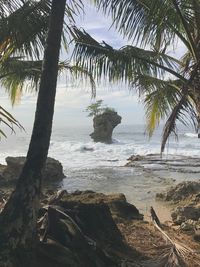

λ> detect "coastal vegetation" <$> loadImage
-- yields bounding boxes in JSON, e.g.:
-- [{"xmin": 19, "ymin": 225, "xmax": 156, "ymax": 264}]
[{"xmin": 85, "ymin": 99, "xmax": 115, "ymax": 117}]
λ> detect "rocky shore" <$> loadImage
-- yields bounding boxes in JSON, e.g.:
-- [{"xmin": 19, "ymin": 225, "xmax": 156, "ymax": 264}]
[
  {"xmin": 156, "ymin": 181, "xmax": 200, "ymax": 239},
  {"xmin": 1, "ymin": 187, "xmax": 200, "ymax": 266},
  {"xmin": 1, "ymin": 154, "xmax": 200, "ymax": 266}
]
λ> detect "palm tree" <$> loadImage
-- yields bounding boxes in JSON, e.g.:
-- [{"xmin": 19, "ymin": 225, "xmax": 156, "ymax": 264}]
[
  {"xmin": 0, "ymin": 1, "xmax": 92, "ymax": 266},
  {"xmin": 0, "ymin": 0, "xmax": 51, "ymax": 137},
  {"xmin": 72, "ymin": 0, "xmax": 200, "ymax": 152},
  {"xmin": 0, "ymin": 0, "xmax": 95, "ymax": 138}
]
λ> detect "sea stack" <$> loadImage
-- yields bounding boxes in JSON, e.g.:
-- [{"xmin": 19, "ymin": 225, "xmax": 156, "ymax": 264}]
[{"xmin": 90, "ymin": 110, "xmax": 121, "ymax": 143}]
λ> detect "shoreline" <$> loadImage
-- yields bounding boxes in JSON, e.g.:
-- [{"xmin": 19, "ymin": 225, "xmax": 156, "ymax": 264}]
[
  {"xmin": 1, "ymin": 164, "xmax": 200, "ymax": 266},
  {"xmin": 2, "ymin": 153, "xmax": 200, "ymax": 224}
]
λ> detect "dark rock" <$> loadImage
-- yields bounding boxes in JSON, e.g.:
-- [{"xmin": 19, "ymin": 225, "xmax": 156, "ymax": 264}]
[
  {"xmin": 37, "ymin": 240, "xmax": 81, "ymax": 267},
  {"xmin": 90, "ymin": 111, "xmax": 121, "ymax": 143},
  {"xmin": 36, "ymin": 194, "xmax": 130, "ymax": 267},
  {"xmin": 171, "ymin": 205, "xmax": 200, "ymax": 224},
  {"xmin": 180, "ymin": 219, "xmax": 196, "ymax": 231},
  {"xmin": 0, "ymin": 156, "xmax": 65, "ymax": 186},
  {"xmin": 108, "ymin": 200, "xmax": 143, "ymax": 221},
  {"xmin": 127, "ymin": 155, "xmax": 144, "ymax": 162},
  {"xmin": 156, "ymin": 181, "xmax": 200, "ymax": 202},
  {"xmin": 60, "ymin": 202, "xmax": 124, "ymax": 249},
  {"xmin": 82, "ymin": 146, "xmax": 94, "ymax": 152},
  {"xmin": 54, "ymin": 191, "xmax": 143, "ymax": 222}
]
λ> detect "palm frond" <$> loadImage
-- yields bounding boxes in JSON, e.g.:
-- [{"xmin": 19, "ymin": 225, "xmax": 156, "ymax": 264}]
[
  {"xmin": 0, "ymin": 58, "xmax": 95, "ymax": 104},
  {"xmin": 71, "ymin": 27, "xmax": 185, "ymax": 83},
  {"xmin": 0, "ymin": 0, "xmax": 24, "ymax": 15},
  {"xmin": 93, "ymin": 0, "xmax": 199, "ymax": 55},
  {"xmin": 161, "ymin": 94, "xmax": 197, "ymax": 153},
  {"xmin": 171, "ymin": 0, "xmax": 198, "ymax": 61},
  {"xmin": 59, "ymin": 61, "xmax": 96, "ymax": 98},
  {"xmin": 0, "ymin": 57, "xmax": 42, "ymax": 104},
  {"xmin": 132, "ymin": 75, "xmax": 183, "ymax": 137},
  {"xmin": 0, "ymin": 0, "xmax": 84, "ymax": 60},
  {"xmin": 0, "ymin": 0, "xmax": 51, "ymax": 60},
  {"xmin": 142, "ymin": 207, "xmax": 200, "ymax": 267},
  {"xmin": 0, "ymin": 105, "xmax": 23, "ymax": 138}
]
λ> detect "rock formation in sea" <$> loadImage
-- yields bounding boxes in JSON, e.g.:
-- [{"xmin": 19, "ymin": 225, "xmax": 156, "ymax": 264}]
[
  {"xmin": 0, "ymin": 156, "xmax": 65, "ymax": 186},
  {"xmin": 90, "ymin": 110, "xmax": 121, "ymax": 143}
]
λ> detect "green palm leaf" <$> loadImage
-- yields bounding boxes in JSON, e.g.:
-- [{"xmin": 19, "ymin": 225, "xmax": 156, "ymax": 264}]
[
  {"xmin": 0, "ymin": 1, "xmax": 51, "ymax": 60},
  {"xmin": 93, "ymin": 0, "xmax": 199, "ymax": 55},
  {"xmin": 161, "ymin": 95, "xmax": 197, "ymax": 153},
  {"xmin": 72, "ymin": 27, "xmax": 185, "ymax": 83},
  {"xmin": 0, "ymin": 105, "xmax": 23, "ymax": 138},
  {"xmin": 132, "ymin": 75, "xmax": 184, "ymax": 136},
  {"xmin": 0, "ymin": 58, "xmax": 95, "ymax": 104}
]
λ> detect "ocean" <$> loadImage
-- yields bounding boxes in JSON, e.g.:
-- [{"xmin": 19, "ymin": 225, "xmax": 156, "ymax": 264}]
[{"xmin": 1, "ymin": 124, "xmax": 200, "ymax": 216}]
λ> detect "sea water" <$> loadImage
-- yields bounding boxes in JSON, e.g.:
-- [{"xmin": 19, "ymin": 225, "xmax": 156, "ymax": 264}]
[{"xmin": 1, "ymin": 124, "xmax": 200, "ymax": 215}]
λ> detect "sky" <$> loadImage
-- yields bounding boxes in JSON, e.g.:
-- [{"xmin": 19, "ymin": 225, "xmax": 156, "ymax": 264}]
[{"xmin": 0, "ymin": 0, "xmax": 185, "ymax": 131}]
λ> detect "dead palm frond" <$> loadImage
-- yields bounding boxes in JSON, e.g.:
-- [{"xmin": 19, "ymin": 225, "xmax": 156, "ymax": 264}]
[{"xmin": 142, "ymin": 207, "xmax": 200, "ymax": 267}]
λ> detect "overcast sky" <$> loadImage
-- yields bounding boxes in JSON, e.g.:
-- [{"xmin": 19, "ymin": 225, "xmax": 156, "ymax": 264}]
[{"xmin": 0, "ymin": 0, "xmax": 185, "ymax": 131}]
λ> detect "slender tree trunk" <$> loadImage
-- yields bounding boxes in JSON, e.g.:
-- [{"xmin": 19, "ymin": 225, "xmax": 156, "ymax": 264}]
[
  {"xmin": 195, "ymin": 97, "xmax": 200, "ymax": 138},
  {"xmin": 0, "ymin": 0, "xmax": 66, "ymax": 266}
]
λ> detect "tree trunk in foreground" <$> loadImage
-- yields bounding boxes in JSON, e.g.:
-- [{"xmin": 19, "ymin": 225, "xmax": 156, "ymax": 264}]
[{"xmin": 0, "ymin": 0, "xmax": 66, "ymax": 266}]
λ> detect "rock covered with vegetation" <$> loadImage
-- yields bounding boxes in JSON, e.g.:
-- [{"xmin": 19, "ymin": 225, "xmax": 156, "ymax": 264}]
[
  {"xmin": 0, "ymin": 156, "xmax": 65, "ymax": 186},
  {"xmin": 86, "ymin": 100, "xmax": 122, "ymax": 143},
  {"xmin": 91, "ymin": 110, "xmax": 121, "ymax": 143}
]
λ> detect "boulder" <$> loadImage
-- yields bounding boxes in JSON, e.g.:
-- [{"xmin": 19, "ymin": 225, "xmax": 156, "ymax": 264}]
[
  {"xmin": 171, "ymin": 205, "xmax": 200, "ymax": 225},
  {"xmin": 0, "ymin": 156, "xmax": 65, "ymax": 186},
  {"xmin": 54, "ymin": 190, "xmax": 143, "ymax": 222},
  {"xmin": 37, "ymin": 206, "xmax": 118, "ymax": 267},
  {"xmin": 125, "ymin": 155, "xmax": 145, "ymax": 167},
  {"xmin": 180, "ymin": 219, "xmax": 196, "ymax": 231},
  {"xmin": 90, "ymin": 111, "xmax": 121, "ymax": 143},
  {"xmin": 156, "ymin": 181, "xmax": 200, "ymax": 202},
  {"xmin": 36, "ymin": 190, "xmax": 142, "ymax": 267}
]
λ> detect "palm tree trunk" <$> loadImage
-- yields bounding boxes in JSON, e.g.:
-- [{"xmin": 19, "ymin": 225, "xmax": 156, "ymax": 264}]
[
  {"xmin": 0, "ymin": 0, "xmax": 66, "ymax": 266},
  {"xmin": 195, "ymin": 97, "xmax": 200, "ymax": 138}
]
